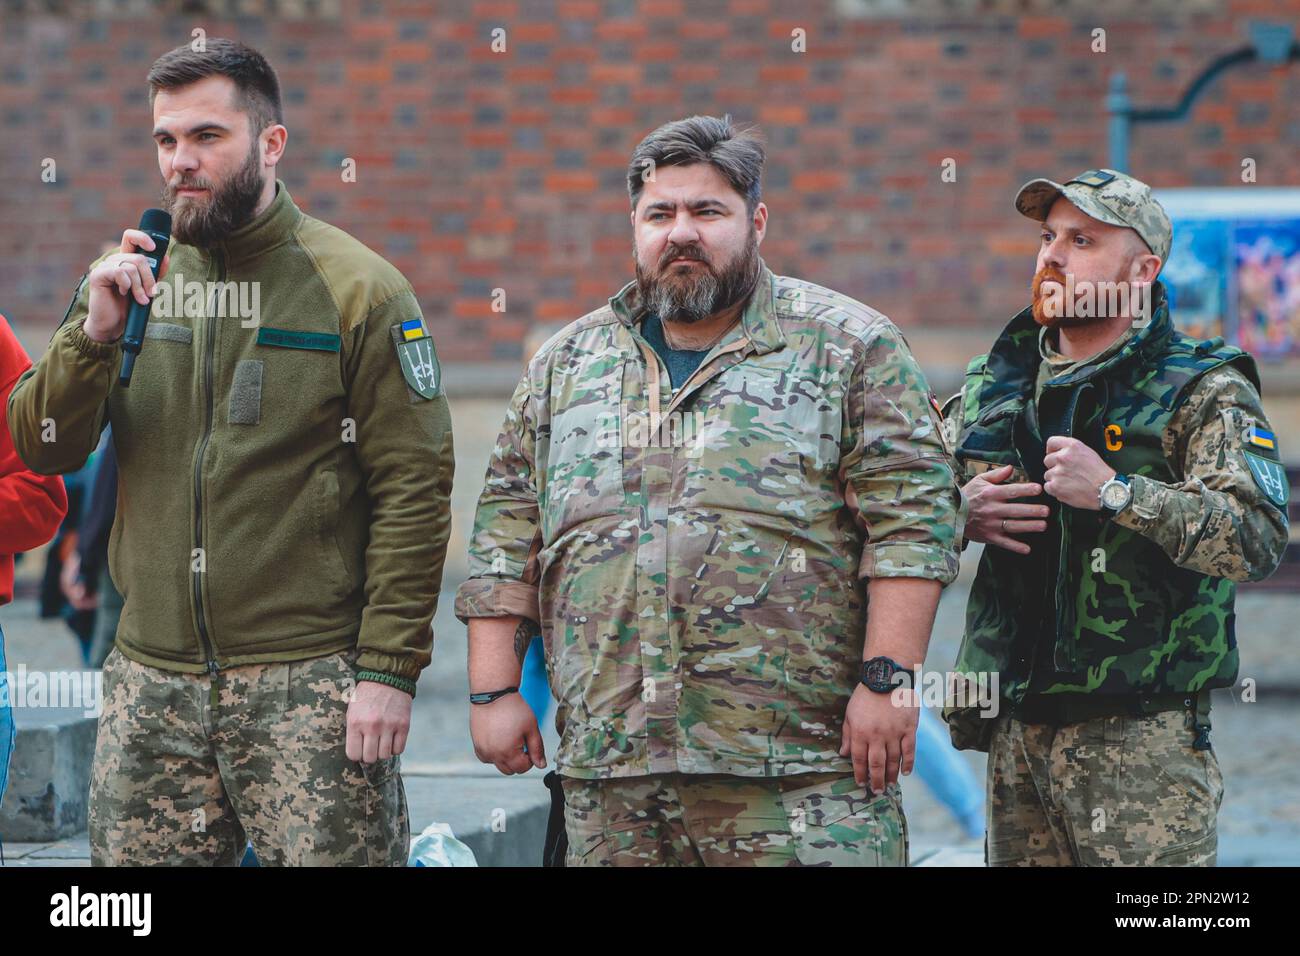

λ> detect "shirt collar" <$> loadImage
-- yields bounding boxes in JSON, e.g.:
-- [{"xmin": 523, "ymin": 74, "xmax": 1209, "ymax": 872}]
[
  {"xmin": 207, "ymin": 178, "xmax": 303, "ymax": 266},
  {"xmin": 1038, "ymin": 322, "xmax": 1137, "ymax": 373}
]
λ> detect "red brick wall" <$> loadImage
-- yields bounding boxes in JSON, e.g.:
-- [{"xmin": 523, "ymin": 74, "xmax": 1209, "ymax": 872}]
[{"xmin": 2, "ymin": 0, "xmax": 1298, "ymax": 361}]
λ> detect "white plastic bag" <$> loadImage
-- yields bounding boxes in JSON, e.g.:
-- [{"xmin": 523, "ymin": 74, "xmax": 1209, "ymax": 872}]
[{"xmin": 408, "ymin": 821, "xmax": 478, "ymax": 867}]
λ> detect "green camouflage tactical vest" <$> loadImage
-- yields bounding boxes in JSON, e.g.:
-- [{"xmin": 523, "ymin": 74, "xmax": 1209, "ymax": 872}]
[{"xmin": 953, "ymin": 287, "xmax": 1259, "ymax": 701}]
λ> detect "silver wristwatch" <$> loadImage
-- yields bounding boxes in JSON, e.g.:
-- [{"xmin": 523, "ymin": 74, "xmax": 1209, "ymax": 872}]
[{"xmin": 1098, "ymin": 474, "xmax": 1133, "ymax": 513}]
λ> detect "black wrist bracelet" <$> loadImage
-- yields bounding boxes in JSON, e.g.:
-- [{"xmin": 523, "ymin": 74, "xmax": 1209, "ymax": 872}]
[{"xmin": 470, "ymin": 686, "xmax": 519, "ymax": 705}]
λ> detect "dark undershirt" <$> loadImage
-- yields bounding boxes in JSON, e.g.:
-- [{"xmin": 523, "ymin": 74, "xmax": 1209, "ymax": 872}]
[{"xmin": 640, "ymin": 313, "xmax": 711, "ymax": 392}]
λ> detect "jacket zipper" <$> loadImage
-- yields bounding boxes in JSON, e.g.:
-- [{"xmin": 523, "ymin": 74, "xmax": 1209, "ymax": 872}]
[
  {"xmin": 193, "ymin": 249, "xmax": 224, "ymax": 706},
  {"xmin": 628, "ymin": 328, "xmax": 751, "ymax": 426},
  {"xmin": 1053, "ymin": 381, "xmax": 1094, "ymax": 672},
  {"xmin": 664, "ymin": 337, "xmax": 750, "ymax": 419},
  {"xmin": 1006, "ymin": 426, "xmax": 1040, "ymax": 686}
]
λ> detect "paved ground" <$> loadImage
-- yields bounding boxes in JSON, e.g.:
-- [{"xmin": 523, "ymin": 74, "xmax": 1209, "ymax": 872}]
[{"xmin": 2, "ymin": 395, "xmax": 1298, "ymax": 865}]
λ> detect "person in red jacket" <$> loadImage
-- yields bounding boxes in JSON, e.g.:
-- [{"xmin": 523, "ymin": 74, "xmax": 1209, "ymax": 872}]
[
  {"xmin": 1, "ymin": 314, "xmax": 68, "ymax": 603},
  {"xmin": 1, "ymin": 313, "xmax": 69, "ymax": 805}
]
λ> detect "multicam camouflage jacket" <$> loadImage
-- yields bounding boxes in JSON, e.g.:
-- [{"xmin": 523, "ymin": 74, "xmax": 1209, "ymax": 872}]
[
  {"xmin": 942, "ymin": 285, "xmax": 1289, "ymax": 710},
  {"xmin": 455, "ymin": 262, "xmax": 963, "ymax": 779}
]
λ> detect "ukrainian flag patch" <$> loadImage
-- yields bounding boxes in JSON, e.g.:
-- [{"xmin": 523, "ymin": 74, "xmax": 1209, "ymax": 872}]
[
  {"xmin": 1248, "ymin": 424, "xmax": 1277, "ymax": 450},
  {"xmin": 390, "ymin": 320, "xmax": 441, "ymax": 400}
]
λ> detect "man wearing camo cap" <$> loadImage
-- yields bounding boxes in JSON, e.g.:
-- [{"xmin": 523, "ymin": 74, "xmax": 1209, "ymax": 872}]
[{"xmin": 940, "ymin": 168, "xmax": 1290, "ymax": 865}]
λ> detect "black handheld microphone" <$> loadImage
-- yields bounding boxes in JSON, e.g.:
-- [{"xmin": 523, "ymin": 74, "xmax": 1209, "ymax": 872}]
[{"xmin": 118, "ymin": 208, "xmax": 172, "ymax": 388}]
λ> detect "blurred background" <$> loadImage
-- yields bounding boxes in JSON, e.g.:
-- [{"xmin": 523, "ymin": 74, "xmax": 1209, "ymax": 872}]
[{"xmin": 1, "ymin": 0, "xmax": 1298, "ymax": 865}]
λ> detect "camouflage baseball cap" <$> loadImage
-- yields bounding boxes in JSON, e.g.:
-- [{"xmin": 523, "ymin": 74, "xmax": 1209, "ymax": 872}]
[{"xmin": 1014, "ymin": 168, "xmax": 1172, "ymax": 263}]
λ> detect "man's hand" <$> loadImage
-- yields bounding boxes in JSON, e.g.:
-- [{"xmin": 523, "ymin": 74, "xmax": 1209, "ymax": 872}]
[
  {"xmin": 84, "ymin": 229, "xmax": 171, "ymax": 344},
  {"xmin": 346, "ymin": 680, "xmax": 412, "ymax": 764},
  {"xmin": 471, "ymin": 692, "xmax": 546, "ymax": 775},
  {"xmin": 59, "ymin": 551, "xmax": 98, "ymax": 612},
  {"xmin": 962, "ymin": 463, "xmax": 1049, "ymax": 555},
  {"xmin": 839, "ymin": 683, "xmax": 919, "ymax": 794},
  {"xmin": 1043, "ymin": 436, "xmax": 1114, "ymax": 511}
]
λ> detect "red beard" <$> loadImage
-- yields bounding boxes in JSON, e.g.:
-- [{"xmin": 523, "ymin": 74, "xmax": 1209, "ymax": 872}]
[{"xmin": 1030, "ymin": 265, "xmax": 1086, "ymax": 329}]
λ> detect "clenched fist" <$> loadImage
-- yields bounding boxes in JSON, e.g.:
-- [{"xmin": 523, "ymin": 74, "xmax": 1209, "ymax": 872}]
[
  {"xmin": 1043, "ymin": 435, "xmax": 1115, "ymax": 510},
  {"xmin": 471, "ymin": 692, "xmax": 546, "ymax": 775}
]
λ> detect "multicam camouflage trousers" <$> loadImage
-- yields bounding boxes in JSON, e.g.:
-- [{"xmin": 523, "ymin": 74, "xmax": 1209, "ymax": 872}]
[
  {"xmin": 89, "ymin": 647, "xmax": 408, "ymax": 866},
  {"xmin": 987, "ymin": 708, "xmax": 1223, "ymax": 866},
  {"xmin": 562, "ymin": 771, "xmax": 908, "ymax": 866}
]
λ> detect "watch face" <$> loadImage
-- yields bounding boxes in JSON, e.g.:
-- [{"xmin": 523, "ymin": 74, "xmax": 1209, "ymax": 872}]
[
  {"xmin": 864, "ymin": 657, "xmax": 912, "ymax": 691},
  {"xmin": 864, "ymin": 659, "xmax": 892, "ymax": 687},
  {"xmin": 1101, "ymin": 480, "xmax": 1131, "ymax": 510}
]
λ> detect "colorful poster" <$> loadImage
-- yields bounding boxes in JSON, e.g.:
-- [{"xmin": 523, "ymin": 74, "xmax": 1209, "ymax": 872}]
[{"xmin": 1158, "ymin": 189, "xmax": 1300, "ymax": 360}]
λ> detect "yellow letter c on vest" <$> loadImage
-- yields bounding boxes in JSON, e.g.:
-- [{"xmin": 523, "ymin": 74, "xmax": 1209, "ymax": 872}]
[{"xmin": 1105, "ymin": 424, "xmax": 1123, "ymax": 451}]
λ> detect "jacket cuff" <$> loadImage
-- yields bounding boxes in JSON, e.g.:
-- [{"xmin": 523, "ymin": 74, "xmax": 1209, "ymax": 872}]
[
  {"xmin": 354, "ymin": 648, "xmax": 423, "ymax": 683},
  {"xmin": 454, "ymin": 577, "xmax": 541, "ymax": 624},
  {"xmin": 955, "ymin": 486, "xmax": 970, "ymax": 552},
  {"xmin": 1111, "ymin": 473, "xmax": 1161, "ymax": 532},
  {"xmin": 355, "ymin": 669, "xmax": 418, "ymax": 698},
  {"xmin": 66, "ymin": 321, "xmax": 121, "ymax": 362},
  {"xmin": 858, "ymin": 542, "xmax": 960, "ymax": 585}
]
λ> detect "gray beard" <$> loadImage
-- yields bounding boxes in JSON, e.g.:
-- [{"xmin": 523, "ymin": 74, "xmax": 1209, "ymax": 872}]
[
  {"xmin": 635, "ymin": 232, "xmax": 761, "ymax": 325},
  {"xmin": 645, "ymin": 267, "xmax": 720, "ymax": 325}
]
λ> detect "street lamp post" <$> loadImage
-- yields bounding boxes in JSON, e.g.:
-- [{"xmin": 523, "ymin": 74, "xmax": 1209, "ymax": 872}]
[{"xmin": 1107, "ymin": 20, "xmax": 1298, "ymax": 172}]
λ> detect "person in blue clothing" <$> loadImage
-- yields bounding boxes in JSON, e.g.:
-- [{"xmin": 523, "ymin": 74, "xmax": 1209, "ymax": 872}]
[{"xmin": 519, "ymin": 636, "xmax": 551, "ymax": 737}]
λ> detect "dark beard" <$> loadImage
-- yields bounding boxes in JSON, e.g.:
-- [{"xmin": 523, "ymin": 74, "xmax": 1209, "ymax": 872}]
[
  {"xmin": 162, "ymin": 140, "xmax": 265, "ymax": 248},
  {"xmin": 634, "ymin": 228, "xmax": 761, "ymax": 325}
]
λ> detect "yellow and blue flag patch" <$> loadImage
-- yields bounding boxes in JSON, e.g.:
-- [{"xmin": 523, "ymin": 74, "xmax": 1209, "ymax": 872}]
[
  {"xmin": 390, "ymin": 319, "xmax": 441, "ymax": 400},
  {"xmin": 1243, "ymin": 421, "xmax": 1288, "ymax": 507},
  {"xmin": 1248, "ymin": 424, "xmax": 1276, "ymax": 450}
]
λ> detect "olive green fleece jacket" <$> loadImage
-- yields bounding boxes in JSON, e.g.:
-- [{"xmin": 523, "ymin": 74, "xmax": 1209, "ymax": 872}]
[{"xmin": 6, "ymin": 180, "xmax": 454, "ymax": 687}]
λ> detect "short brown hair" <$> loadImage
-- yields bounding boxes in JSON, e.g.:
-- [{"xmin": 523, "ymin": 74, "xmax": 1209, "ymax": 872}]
[
  {"xmin": 147, "ymin": 38, "xmax": 282, "ymax": 134},
  {"xmin": 627, "ymin": 114, "xmax": 765, "ymax": 214}
]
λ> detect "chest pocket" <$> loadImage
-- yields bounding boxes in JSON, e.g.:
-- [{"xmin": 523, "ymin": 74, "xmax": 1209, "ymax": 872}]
[
  {"xmin": 114, "ymin": 322, "xmax": 197, "ymax": 446},
  {"xmin": 144, "ymin": 322, "xmax": 193, "ymax": 346},
  {"xmin": 540, "ymin": 356, "xmax": 627, "ymax": 541},
  {"xmin": 683, "ymin": 364, "xmax": 842, "ymax": 515},
  {"xmin": 244, "ymin": 327, "xmax": 345, "ymax": 432}
]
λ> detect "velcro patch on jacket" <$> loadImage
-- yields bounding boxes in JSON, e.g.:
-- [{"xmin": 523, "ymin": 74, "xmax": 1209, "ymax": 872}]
[
  {"xmin": 144, "ymin": 322, "xmax": 193, "ymax": 344},
  {"xmin": 228, "ymin": 359, "xmax": 264, "ymax": 426},
  {"xmin": 1247, "ymin": 422, "xmax": 1277, "ymax": 451},
  {"xmin": 1244, "ymin": 450, "xmax": 1290, "ymax": 507},
  {"xmin": 256, "ymin": 327, "xmax": 341, "ymax": 352},
  {"xmin": 390, "ymin": 322, "xmax": 441, "ymax": 400}
]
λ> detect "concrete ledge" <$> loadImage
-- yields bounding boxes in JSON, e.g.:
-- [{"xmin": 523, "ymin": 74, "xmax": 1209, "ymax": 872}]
[
  {"xmin": 1, "ymin": 768, "xmax": 552, "ymax": 867},
  {"xmin": 2, "ymin": 829, "xmax": 1285, "ymax": 868},
  {"xmin": 1, "ymin": 832, "xmax": 91, "ymax": 866},
  {"xmin": 912, "ymin": 845, "xmax": 983, "ymax": 866},
  {"xmin": 909, "ymin": 834, "xmax": 1292, "ymax": 867},
  {"xmin": 1216, "ymin": 834, "xmax": 1300, "ymax": 867},
  {"xmin": 0, "ymin": 708, "xmax": 98, "ymax": 843},
  {"xmin": 404, "ymin": 769, "xmax": 552, "ymax": 867}
]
